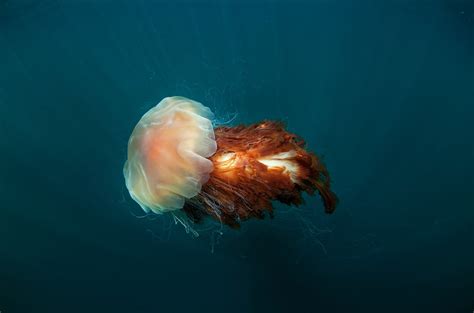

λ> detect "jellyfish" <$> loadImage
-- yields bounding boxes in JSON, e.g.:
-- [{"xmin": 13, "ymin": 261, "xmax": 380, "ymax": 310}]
[{"xmin": 124, "ymin": 96, "xmax": 337, "ymax": 231}]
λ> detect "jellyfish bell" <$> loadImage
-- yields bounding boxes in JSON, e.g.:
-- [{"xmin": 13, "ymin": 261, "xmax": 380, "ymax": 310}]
[
  {"xmin": 124, "ymin": 96, "xmax": 338, "ymax": 232},
  {"xmin": 123, "ymin": 96, "xmax": 217, "ymax": 215}
]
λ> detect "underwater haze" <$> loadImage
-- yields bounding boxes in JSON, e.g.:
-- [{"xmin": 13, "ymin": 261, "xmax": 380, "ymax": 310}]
[{"xmin": 0, "ymin": 0, "xmax": 473, "ymax": 312}]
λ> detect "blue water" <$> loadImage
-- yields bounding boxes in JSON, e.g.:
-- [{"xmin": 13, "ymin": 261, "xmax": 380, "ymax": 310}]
[{"xmin": 1, "ymin": 0, "xmax": 473, "ymax": 312}]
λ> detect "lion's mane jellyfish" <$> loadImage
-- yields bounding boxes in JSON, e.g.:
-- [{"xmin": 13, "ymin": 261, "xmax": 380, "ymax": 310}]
[{"xmin": 124, "ymin": 96, "xmax": 337, "ymax": 231}]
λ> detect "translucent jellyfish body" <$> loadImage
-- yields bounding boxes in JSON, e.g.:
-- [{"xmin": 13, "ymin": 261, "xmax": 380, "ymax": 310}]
[{"xmin": 123, "ymin": 97, "xmax": 217, "ymax": 214}]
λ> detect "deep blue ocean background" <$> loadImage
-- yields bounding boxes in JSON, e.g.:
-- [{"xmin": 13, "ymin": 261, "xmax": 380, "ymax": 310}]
[{"xmin": 1, "ymin": 0, "xmax": 473, "ymax": 312}]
